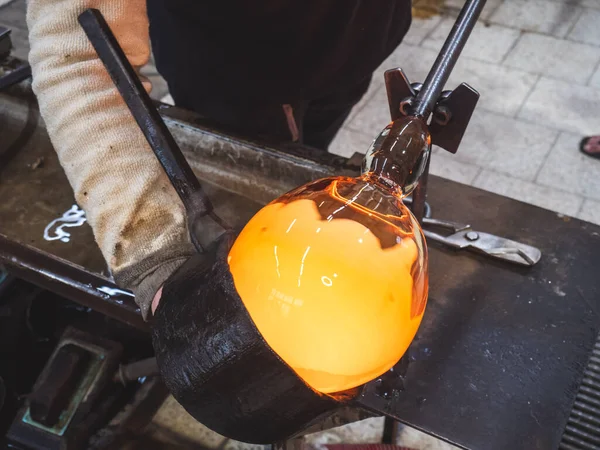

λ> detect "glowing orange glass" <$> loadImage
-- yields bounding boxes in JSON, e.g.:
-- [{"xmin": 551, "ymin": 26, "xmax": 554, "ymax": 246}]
[{"xmin": 228, "ymin": 116, "xmax": 430, "ymax": 393}]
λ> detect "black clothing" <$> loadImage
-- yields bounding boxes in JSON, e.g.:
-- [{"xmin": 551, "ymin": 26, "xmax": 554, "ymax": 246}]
[{"xmin": 147, "ymin": 0, "xmax": 412, "ymax": 149}]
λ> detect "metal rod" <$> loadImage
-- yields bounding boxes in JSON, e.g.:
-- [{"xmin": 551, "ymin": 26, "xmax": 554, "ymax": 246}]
[
  {"xmin": 382, "ymin": 416, "xmax": 400, "ymax": 444},
  {"xmin": 410, "ymin": 0, "xmax": 487, "ymax": 119},
  {"xmin": 78, "ymin": 9, "xmax": 228, "ymax": 250}
]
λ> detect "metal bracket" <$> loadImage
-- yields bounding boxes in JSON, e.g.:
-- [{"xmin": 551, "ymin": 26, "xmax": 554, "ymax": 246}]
[
  {"xmin": 384, "ymin": 67, "xmax": 479, "ymax": 154},
  {"xmin": 430, "ymin": 83, "xmax": 479, "ymax": 154}
]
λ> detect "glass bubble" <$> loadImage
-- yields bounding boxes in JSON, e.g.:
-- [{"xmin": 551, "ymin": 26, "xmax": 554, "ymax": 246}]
[{"xmin": 228, "ymin": 116, "xmax": 430, "ymax": 393}]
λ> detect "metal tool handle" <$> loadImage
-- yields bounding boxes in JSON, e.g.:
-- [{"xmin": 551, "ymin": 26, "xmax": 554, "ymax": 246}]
[
  {"xmin": 410, "ymin": 0, "xmax": 487, "ymax": 119},
  {"xmin": 78, "ymin": 9, "xmax": 228, "ymax": 251}
]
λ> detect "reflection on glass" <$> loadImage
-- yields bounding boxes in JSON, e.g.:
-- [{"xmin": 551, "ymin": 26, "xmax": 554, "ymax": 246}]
[{"xmin": 228, "ymin": 116, "xmax": 430, "ymax": 393}]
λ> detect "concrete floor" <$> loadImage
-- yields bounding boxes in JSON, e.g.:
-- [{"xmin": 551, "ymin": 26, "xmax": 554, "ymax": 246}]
[
  {"xmin": 2, "ymin": 0, "xmax": 599, "ymax": 448},
  {"xmin": 149, "ymin": 398, "xmax": 456, "ymax": 450}
]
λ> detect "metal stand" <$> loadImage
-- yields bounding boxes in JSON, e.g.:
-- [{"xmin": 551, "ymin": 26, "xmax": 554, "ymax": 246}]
[{"xmin": 382, "ymin": 0, "xmax": 540, "ymax": 266}]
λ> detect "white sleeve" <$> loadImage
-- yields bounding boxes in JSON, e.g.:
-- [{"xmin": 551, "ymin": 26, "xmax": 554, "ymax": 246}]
[{"xmin": 27, "ymin": 0, "xmax": 195, "ymax": 317}]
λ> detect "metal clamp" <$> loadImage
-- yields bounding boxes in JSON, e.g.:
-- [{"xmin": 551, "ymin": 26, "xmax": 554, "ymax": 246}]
[
  {"xmin": 382, "ymin": 0, "xmax": 485, "ymax": 155},
  {"xmin": 384, "ymin": 67, "xmax": 479, "ymax": 155}
]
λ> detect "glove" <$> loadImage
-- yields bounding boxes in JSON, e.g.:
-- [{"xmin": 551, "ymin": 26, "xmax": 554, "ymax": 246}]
[{"xmin": 151, "ymin": 232, "xmax": 347, "ymax": 444}]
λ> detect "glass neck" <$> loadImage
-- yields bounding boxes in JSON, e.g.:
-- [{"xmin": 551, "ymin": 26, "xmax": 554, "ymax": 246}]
[
  {"xmin": 359, "ymin": 172, "xmax": 403, "ymax": 197},
  {"xmin": 361, "ymin": 116, "xmax": 431, "ymax": 197}
]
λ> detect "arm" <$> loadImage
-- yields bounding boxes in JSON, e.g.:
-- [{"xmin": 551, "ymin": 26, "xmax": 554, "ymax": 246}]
[{"xmin": 27, "ymin": 0, "xmax": 195, "ymax": 318}]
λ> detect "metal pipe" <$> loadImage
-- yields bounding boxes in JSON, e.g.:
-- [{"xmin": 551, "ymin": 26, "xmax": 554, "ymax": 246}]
[
  {"xmin": 77, "ymin": 9, "xmax": 229, "ymax": 251},
  {"xmin": 410, "ymin": 0, "xmax": 487, "ymax": 119}
]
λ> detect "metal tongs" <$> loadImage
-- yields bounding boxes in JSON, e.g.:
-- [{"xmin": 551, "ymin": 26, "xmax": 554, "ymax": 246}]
[
  {"xmin": 421, "ymin": 218, "xmax": 541, "ymax": 266},
  {"xmin": 403, "ymin": 198, "xmax": 540, "ymax": 266}
]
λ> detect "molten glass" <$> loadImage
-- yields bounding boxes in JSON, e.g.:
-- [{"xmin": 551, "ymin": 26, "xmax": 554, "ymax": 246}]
[{"xmin": 228, "ymin": 116, "xmax": 430, "ymax": 393}]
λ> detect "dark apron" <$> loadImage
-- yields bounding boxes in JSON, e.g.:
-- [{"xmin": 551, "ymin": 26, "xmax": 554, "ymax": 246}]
[{"xmin": 147, "ymin": 0, "xmax": 412, "ymax": 149}]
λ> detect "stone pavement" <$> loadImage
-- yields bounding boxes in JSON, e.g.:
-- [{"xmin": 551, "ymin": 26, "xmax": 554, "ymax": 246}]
[{"xmin": 1, "ymin": 0, "xmax": 599, "ymax": 448}]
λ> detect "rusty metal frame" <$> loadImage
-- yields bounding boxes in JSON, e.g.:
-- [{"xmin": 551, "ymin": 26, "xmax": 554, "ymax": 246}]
[{"xmin": 0, "ymin": 233, "xmax": 146, "ymax": 331}]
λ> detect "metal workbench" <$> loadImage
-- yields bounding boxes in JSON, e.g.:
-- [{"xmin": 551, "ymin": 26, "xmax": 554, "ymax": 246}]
[{"xmin": 1, "ymin": 83, "xmax": 599, "ymax": 450}]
